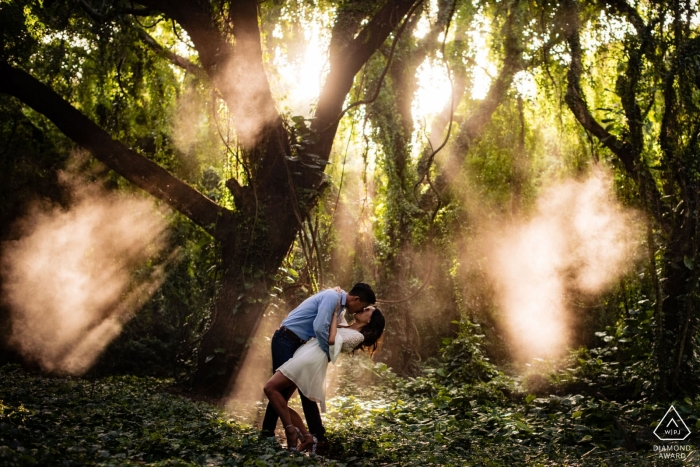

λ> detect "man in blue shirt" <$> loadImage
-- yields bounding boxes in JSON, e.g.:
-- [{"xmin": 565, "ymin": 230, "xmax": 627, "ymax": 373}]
[{"xmin": 261, "ymin": 283, "xmax": 376, "ymax": 449}]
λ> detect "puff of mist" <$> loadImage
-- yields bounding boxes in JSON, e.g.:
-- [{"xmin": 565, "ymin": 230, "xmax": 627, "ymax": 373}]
[
  {"xmin": 172, "ymin": 84, "xmax": 204, "ymax": 154},
  {"xmin": 217, "ymin": 55, "xmax": 279, "ymax": 148},
  {"xmin": 1, "ymin": 172, "xmax": 170, "ymax": 375},
  {"xmin": 484, "ymin": 168, "xmax": 643, "ymax": 360}
]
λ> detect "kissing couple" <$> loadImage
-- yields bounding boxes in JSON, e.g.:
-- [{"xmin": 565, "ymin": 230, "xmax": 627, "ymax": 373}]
[{"xmin": 262, "ymin": 283, "xmax": 385, "ymax": 453}]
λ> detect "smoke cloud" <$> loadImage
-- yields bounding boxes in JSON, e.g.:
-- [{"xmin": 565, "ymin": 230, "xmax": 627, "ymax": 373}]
[
  {"xmin": 1, "ymin": 170, "xmax": 169, "ymax": 375},
  {"xmin": 483, "ymin": 168, "xmax": 642, "ymax": 360}
]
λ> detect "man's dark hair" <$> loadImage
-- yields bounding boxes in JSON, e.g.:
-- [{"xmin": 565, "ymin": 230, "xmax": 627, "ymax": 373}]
[{"xmin": 348, "ymin": 282, "xmax": 376, "ymax": 304}]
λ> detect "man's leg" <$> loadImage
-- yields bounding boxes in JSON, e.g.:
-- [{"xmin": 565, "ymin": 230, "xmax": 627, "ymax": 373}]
[
  {"xmin": 261, "ymin": 330, "xmax": 299, "ymax": 434},
  {"xmin": 299, "ymin": 391, "xmax": 326, "ymax": 441}
]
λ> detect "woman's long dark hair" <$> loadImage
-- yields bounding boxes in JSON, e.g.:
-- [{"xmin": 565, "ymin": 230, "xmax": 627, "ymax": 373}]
[{"xmin": 355, "ymin": 308, "xmax": 385, "ymax": 357}]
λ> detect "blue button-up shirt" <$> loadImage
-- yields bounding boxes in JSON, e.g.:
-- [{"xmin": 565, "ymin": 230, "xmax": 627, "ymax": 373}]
[{"xmin": 281, "ymin": 289, "xmax": 345, "ymax": 357}]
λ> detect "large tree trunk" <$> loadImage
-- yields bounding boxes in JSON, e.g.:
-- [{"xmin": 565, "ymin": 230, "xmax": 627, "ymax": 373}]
[
  {"xmin": 194, "ymin": 251, "xmax": 279, "ymax": 395},
  {"xmin": 191, "ymin": 0, "xmax": 421, "ymax": 395},
  {"xmin": 193, "ymin": 139, "xmax": 301, "ymax": 392}
]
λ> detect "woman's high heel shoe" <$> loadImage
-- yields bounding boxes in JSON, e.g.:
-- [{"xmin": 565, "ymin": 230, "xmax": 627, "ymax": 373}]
[
  {"xmin": 298, "ymin": 431, "xmax": 318, "ymax": 454},
  {"xmin": 284, "ymin": 424, "xmax": 299, "ymax": 451}
]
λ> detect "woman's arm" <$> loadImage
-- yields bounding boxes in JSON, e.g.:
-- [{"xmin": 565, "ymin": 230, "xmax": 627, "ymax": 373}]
[{"xmin": 328, "ymin": 300, "xmax": 341, "ymax": 345}]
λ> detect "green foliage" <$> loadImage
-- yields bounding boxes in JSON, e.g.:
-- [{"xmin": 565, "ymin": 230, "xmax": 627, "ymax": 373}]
[
  {"xmin": 2, "ymin": 324, "xmax": 698, "ymax": 467},
  {"xmin": 0, "ymin": 365, "xmax": 320, "ymax": 466},
  {"xmin": 0, "ymin": 96, "xmax": 70, "ymax": 239},
  {"xmin": 322, "ymin": 342, "xmax": 695, "ymax": 466},
  {"xmin": 3, "ymin": 0, "xmax": 700, "ymax": 428},
  {"xmin": 429, "ymin": 321, "xmax": 500, "ymax": 385}
]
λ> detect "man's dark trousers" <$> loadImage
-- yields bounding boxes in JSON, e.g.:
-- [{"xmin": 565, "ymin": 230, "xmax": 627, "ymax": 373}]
[{"xmin": 261, "ymin": 328, "xmax": 326, "ymax": 440}]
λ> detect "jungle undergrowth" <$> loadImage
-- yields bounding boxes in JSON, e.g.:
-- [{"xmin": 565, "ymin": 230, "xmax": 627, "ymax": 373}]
[{"xmin": 1, "ymin": 330, "xmax": 698, "ymax": 467}]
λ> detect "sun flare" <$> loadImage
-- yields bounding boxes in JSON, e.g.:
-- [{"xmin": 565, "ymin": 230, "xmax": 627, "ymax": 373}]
[
  {"xmin": 468, "ymin": 14, "xmax": 497, "ymax": 100},
  {"xmin": 412, "ymin": 57, "xmax": 452, "ymax": 124},
  {"xmin": 269, "ymin": 9, "xmax": 332, "ymax": 117}
]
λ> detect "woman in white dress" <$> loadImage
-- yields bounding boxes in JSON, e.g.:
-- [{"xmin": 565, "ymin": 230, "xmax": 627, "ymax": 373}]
[{"xmin": 263, "ymin": 299, "xmax": 385, "ymax": 452}]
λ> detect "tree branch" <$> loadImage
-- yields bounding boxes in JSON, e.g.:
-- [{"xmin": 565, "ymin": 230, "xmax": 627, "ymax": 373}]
[
  {"xmin": 562, "ymin": 0, "xmax": 637, "ymax": 175},
  {"xmin": 348, "ymin": 0, "xmax": 422, "ymax": 74},
  {"xmin": 77, "ymin": 0, "xmax": 155, "ymax": 22},
  {"xmin": 311, "ymin": 0, "xmax": 421, "ymax": 159},
  {"xmin": 135, "ymin": 28, "xmax": 203, "ymax": 75},
  {"xmin": 130, "ymin": 0, "xmax": 228, "ymax": 77},
  {"xmin": 447, "ymin": 6, "xmax": 525, "ymax": 169},
  {"xmin": 600, "ymin": 0, "xmax": 646, "ymax": 33},
  {"xmin": 137, "ymin": 0, "xmax": 280, "ymax": 149},
  {"xmin": 0, "ymin": 62, "xmax": 233, "ymax": 238},
  {"xmin": 77, "ymin": 2, "xmax": 203, "ymax": 82},
  {"xmin": 564, "ymin": 0, "xmax": 668, "ymax": 230},
  {"xmin": 76, "ymin": 0, "xmax": 103, "ymax": 22}
]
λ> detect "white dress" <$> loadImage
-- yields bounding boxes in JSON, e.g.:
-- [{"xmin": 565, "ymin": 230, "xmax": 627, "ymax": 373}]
[{"xmin": 278, "ymin": 327, "xmax": 364, "ymax": 412}]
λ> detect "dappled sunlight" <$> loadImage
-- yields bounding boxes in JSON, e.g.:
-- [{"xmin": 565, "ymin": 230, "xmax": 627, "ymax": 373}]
[
  {"xmin": 410, "ymin": 56, "xmax": 452, "ymax": 162},
  {"xmin": 513, "ymin": 70, "xmax": 537, "ymax": 99},
  {"xmin": 150, "ymin": 23, "xmax": 197, "ymax": 66},
  {"xmin": 413, "ymin": 0, "xmax": 439, "ymax": 39}
]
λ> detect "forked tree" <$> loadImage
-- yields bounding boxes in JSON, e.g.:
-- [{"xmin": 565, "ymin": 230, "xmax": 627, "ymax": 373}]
[{"xmin": 0, "ymin": 0, "xmax": 420, "ymax": 394}]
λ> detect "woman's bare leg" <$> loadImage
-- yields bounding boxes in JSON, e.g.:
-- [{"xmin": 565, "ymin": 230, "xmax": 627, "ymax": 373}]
[
  {"xmin": 290, "ymin": 407, "xmax": 318, "ymax": 451},
  {"xmin": 263, "ymin": 371, "xmax": 298, "ymax": 449},
  {"xmin": 289, "ymin": 408, "xmax": 309, "ymax": 436}
]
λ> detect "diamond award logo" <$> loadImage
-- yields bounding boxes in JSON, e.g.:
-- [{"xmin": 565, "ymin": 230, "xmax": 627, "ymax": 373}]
[{"xmin": 654, "ymin": 405, "xmax": 691, "ymax": 441}]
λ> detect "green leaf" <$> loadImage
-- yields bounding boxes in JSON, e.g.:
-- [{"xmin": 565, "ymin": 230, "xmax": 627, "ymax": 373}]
[
  {"xmin": 684, "ymin": 255, "xmax": 694, "ymax": 270},
  {"xmin": 526, "ymin": 394, "xmax": 536, "ymax": 404},
  {"xmin": 572, "ymin": 411, "xmax": 583, "ymax": 418}
]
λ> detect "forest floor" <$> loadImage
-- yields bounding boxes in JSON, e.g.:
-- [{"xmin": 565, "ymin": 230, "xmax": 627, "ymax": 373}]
[{"xmin": 0, "ymin": 362, "xmax": 697, "ymax": 466}]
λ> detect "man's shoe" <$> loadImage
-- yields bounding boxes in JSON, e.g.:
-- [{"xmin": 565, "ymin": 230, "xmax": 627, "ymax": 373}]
[
  {"xmin": 258, "ymin": 429, "xmax": 276, "ymax": 441},
  {"xmin": 313, "ymin": 439, "xmax": 330, "ymax": 456},
  {"xmin": 312, "ymin": 438, "xmax": 345, "ymax": 456}
]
